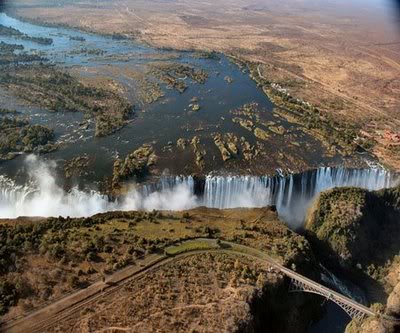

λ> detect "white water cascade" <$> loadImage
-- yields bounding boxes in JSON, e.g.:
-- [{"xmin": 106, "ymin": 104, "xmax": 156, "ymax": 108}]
[
  {"xmin": 0, "ymin": 157, "xmax": 398, "ymax": 229},
  {"xmin": 139, "ymin": 167, "xmax": 398, "ymax": 227}
]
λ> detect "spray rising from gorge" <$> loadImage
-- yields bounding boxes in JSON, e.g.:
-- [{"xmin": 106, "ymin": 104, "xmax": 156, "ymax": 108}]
[{"xmin": 0, "ymin": 156, "xmax": 398, "ymax": 228}]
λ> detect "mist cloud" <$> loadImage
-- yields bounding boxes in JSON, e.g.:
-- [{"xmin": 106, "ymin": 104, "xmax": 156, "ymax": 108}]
[{"xmin": 0, "ymin": 155, "xmax": 198, "ymax": 218}]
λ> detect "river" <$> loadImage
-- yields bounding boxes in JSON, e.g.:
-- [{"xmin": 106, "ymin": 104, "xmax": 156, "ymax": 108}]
[{"xmin": 0, "ymin": 12, "xmax": 398, "ymax": 333}]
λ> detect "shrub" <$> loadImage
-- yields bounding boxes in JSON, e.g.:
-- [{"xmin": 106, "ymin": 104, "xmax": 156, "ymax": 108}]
[{"xmin": 0, "ymin": 281, "xmax": 18, "ymax": 315}]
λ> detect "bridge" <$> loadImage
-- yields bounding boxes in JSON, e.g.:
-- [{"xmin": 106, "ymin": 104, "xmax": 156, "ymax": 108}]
[
  {"xmin": 223, "ymin": 242, "xmax": 379, "ymax": 321},
  {"xmin": 2, "ymin": 238, "xmax": 399, "ymax": 332},
  {"xmin": 285, "ymin": 268, "xmax": 375, "ymax": 320},
  {"xmin": 228, "ymin": 242, "xmax": 399, "ymax": 323}
]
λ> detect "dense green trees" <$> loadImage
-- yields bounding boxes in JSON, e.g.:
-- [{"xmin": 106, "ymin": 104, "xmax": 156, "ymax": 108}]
[{"xmin": 0, "ymin": 116, "xmax": 55, "ymax": 160}]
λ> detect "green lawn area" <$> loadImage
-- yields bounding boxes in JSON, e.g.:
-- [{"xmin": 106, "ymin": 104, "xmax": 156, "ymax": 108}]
[{"xmin": 165, "ymin": 240, "xmax": 217, "ymax": 256}]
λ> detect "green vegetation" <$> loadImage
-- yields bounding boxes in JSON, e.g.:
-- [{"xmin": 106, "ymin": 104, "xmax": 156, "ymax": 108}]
[
  {"xmin": 306, "ymin": 186, "xmax": 400, "ymax": 290},
  {"xmin": 111, "ymin": 32, "xmax": 128, "ymax": 40},
  {"xmin": 0, "ymin": 29, "xmax": 132, "ymax": 138},
  {"xmin": 0, "ymin": 108, "xmax": 18, "ymax": 114},
  {"xmin": 272, "ymin": 105, "xmax": 358, "ymax": 156},
  {"xmin": 69, "ymin": 47, "xmax": 105, "ymax": 56},
  {"xmin": 148, "ymin": 62, "xmax": 208, "ymax": 93},
  {"xmin": 0, "ymin": 24, "xmax": 53, "ymax": 45},
  {"xmin": 193, "ymin": 51, "xmax": 220, "ymax": 60},
  {"xmin": 0, "ymin": 41, "xmax": 24, "ymax": 53},
  {"xmin": 69, "ymin": 36, "xmax": 86, "ymax": 42},
  {"xmin": 0, "ymin": 41, "xmax": 45, "ymax": 65},
  {"xmin": 246, "ymin": 62, "xmax": 361, "ymax": 155},
  {"xmin": 0, "ymin": 281, "xmax": 18, "ymax": 315},
  {"xmin": 112, "ymin": 144, "xmax": 157, "ymax": 190},
  {"xmin": 0, "ymin": 115, "xmax": 55, "ymax": 160},
  {"xmin": 165, "ymin": 240, "xmax": 216, "ymax": 256},
  {"xmin": 64, "ymin": 155, "xmax": 90, "ymax": 179},
  {"xmin": 0, "ymin": 64, "xmax": 132, "ymax": 137},
  {"xmin": 0, "ymin": 207, "xmax": 315, "ymax": 316},
  {"xmin": 305, "ymin": 187, "xmax": 367, "ymax": 242},
  {"xmin": 136, "ymin": 78, "xmax": 164, "ymax": 104}
]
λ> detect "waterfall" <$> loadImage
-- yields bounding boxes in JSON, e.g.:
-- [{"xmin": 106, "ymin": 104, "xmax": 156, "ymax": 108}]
[
  {"xmin": 0, "ymin": 163, "xmax": 398, "ymax": 228},
  {"xmin": 139, "ymin": 167, "xmax": 398, "ymax": 228},
  {"xmin": 0, "ymin": 175, "xmax": 116, "ymax": 218}
]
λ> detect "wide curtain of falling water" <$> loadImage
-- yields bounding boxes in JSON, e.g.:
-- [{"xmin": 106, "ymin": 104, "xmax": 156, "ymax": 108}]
[
  {"xmin": 0, "ymin": 157, "xmax": 398, "ymax": 229},
  {"xmin": 140, "ymin": 167, "xmax": 397, "ymax": 228}
]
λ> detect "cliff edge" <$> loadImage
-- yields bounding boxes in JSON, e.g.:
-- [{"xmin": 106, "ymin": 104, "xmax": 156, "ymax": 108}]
[{"xmin": 305, "ymin": 186, "xmax": 400, "ymax": 332}]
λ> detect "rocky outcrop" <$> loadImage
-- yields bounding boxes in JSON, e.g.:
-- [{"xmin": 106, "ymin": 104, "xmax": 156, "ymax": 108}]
[
  {"xmin": 254, "ymin": 127, "xmax": 270, "ymax": 141},
  {"xmin": 190, "ymin": 103, "xmax": 201, "ymax": 112},
  {"xmin": 265, "ymin": 122, "xmax": 285, "ymax": 135},
  {"xmin": 240, "ymin": 137, "xmax": 257, "ymax": 160},
  {"xmin": 346, "ymin": 278, "xmax": 400, "ymax": 333},
  {"xmin": 224, "ymin": 75, "xmax": 233, "ymax": 83},
  {"xmin": 387, "ymin": 281, "xmax": 400, "ymax": 318},
  {"xmin": 176, "ymin": 138, "xmax": 188, "ymax": 149},
  {"xmin": 112, "ymin": 144, "xmax": 157, "ymax": 190},
  {"xmin": 233, "ymin": 117, "xmax": 254, "ymax": 132},
  {"xmin": 212, "ymin": 133, "xmax": 241, "ymax": 162},
  {"xmin": 213, "ymin": 134, "xmax": 233, "ymax": 161},
  {"xmin": 191, "ymin": 136, "xmax": 206, "ymax": 169}
]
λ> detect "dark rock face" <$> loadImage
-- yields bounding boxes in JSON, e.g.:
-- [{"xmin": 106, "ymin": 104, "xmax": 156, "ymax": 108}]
[{"xmin": 241, "ymin": 278, "xmax": 322, "ymax": 333}]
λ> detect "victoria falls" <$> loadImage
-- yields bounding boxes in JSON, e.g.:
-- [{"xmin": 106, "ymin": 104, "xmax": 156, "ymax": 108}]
[{"xmin": 1, "ymin": 1, "xmax": 400, "ymax": 333}]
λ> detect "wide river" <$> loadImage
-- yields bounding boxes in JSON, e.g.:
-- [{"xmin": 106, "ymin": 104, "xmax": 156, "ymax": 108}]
[{"xmin": 0, "ymin": 12, "xmax": 399, "ymax": 332}]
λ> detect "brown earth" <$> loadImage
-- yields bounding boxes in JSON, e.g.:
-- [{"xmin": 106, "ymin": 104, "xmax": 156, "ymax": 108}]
[
  {"xmin": 5, "ymin": 0, "xmax": 400, "ymax": 170},
  {"xmin": 34, "ymin": 252, "xmax": 294, "ymax": 333},
  {"xmin": 0, "ymin": 207, "xmax": 318, "ymax": 331}
]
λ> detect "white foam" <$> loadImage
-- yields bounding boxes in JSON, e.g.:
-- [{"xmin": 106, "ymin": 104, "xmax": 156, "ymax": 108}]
[{"xmin": 0, "ymin": 155, "xmax": 398, "ymax": 229}]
